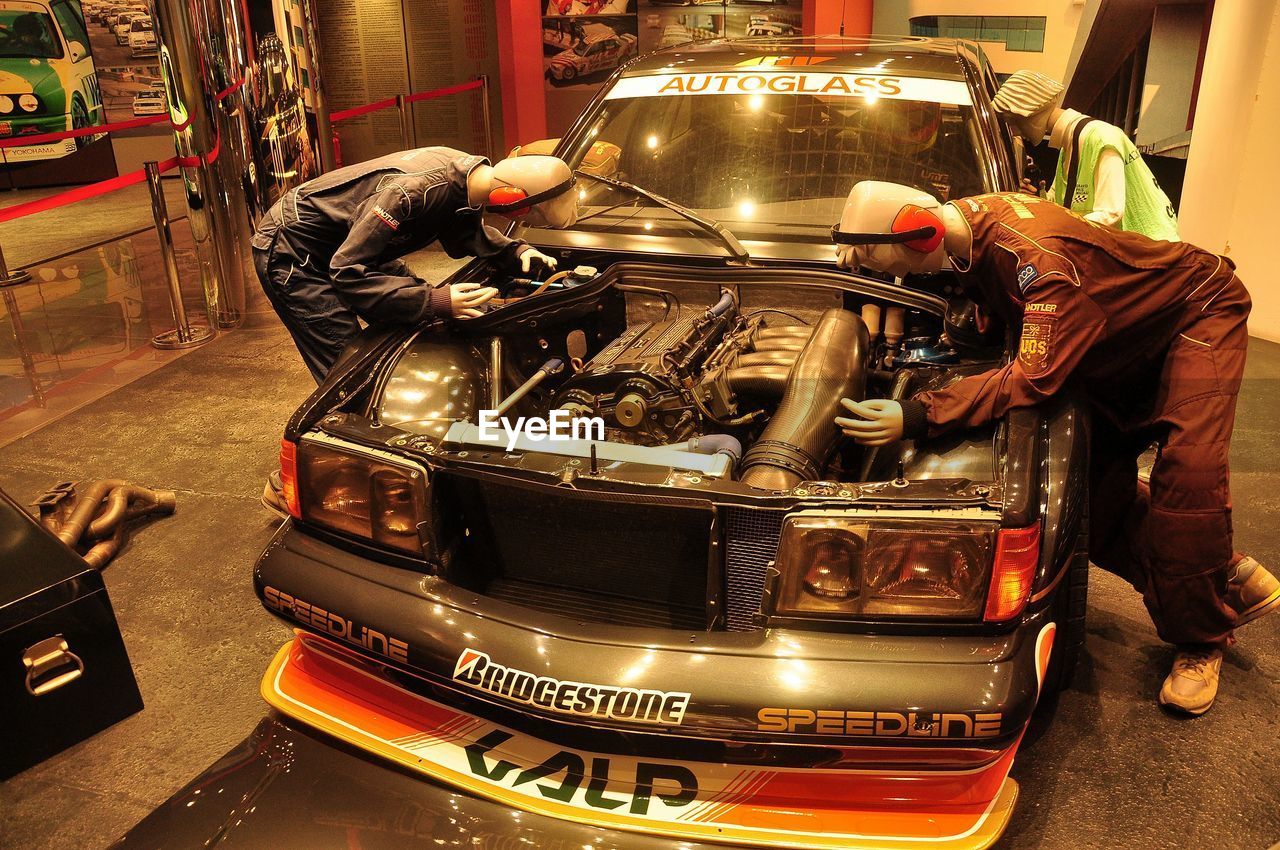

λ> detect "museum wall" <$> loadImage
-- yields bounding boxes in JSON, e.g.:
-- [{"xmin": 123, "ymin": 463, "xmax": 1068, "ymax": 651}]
[
  {"xmin": 312, "ymin": 0, "xmax": 504, "ymax": 164},
  {"xmin": 1179, "ymin": 0, "xmax": 1280, "ymax": 342},
  {"xmin": 1218, "ymin": 3, "xmax": 1280, "ymax": 342}
]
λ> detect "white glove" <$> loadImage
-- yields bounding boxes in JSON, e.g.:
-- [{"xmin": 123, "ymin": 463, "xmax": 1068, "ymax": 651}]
[
  {"xmin": 519, "ymin": 247, "xmax": 558, "ymax": 274},
  {"xmin": 835, "ymin": 244, "xmax": 860, "ymax": 270},
  {"xmin": 449, "ymin": 282, "xmax": 498, "ymax": 319},
  {"xmin": 834, "ymin": 398, "xmax": 904, "ymax": 447}
]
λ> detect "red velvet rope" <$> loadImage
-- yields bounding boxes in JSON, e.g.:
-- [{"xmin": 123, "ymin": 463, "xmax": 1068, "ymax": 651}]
[
  {"xmin": 0, "ymin": 76, "xmax": 473, "ymax": 223},
  {"xmin": 330, "ymin": 78, "xmax": 483, "ymax": 122}
]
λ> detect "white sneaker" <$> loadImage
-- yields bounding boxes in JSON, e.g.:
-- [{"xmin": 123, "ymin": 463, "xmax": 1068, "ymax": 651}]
[{"xmin": 1158, "ymin": 648, "xmax": 1223, "ymax": 716}]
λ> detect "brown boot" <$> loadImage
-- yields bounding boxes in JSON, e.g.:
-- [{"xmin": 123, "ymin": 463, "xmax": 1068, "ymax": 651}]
[
  {"xmin": 1226, "ymin": 556, "xmax": 1280, "ymax": 627},
  {"xmin": 1158, "ymin": 647, "xmax": 1223, "ymax": 716}
]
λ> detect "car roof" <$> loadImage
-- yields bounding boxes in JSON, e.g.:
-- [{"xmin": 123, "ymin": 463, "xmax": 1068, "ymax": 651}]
[{"xmin": 623, "ymin": 35, "xmax": 978, "ymax": 81}]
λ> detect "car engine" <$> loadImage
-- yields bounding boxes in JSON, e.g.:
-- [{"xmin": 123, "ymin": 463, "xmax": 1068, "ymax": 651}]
[{"xmin": 549, "ymin": 289, "xmax": 871, "ymax": 489}]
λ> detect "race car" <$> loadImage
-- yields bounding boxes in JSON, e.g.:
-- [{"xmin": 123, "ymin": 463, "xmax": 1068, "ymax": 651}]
[
  {"xmin": 546, "ymin": 24, "xmax": 637, "ymax": 82},
  {"xmin": 117, "ymin": 37, "xmax": 1086, "ymax": 850},
  {"xmin": 129, "ymin": 86, "xmax": 161, "ymax": 115},
  {"xmin": 126, "ymin": 15, "xmax": 153, "ymax": 56},
  {"xmin": 0, "ymin": 0, "xmax": 105, "ymax": 162}
]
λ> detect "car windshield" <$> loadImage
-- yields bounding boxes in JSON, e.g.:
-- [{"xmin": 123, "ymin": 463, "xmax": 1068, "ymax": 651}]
[
  {"xmin": 0, "ymin": 10, "xmax": 62, "ymax": 59},
  {"xmin": 132, "ymin": 19, "xmax": 150, "ymax": 31},
  {"xmin": 557, "ymin": 67, "xmax": 989, "ymax": 247}
]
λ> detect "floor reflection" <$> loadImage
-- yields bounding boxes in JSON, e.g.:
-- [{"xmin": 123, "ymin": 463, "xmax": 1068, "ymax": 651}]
[{"xmin": 0, "ymin": 222, "xmax": 211, "ymax": 446}]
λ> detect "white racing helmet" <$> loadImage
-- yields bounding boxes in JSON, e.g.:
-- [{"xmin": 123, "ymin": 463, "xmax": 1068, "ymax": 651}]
[
  {"xmin": 831, "ymin": 181, "xmax": 947, "ymax": 277},
  {"xmin": 486, "ymin": 154, "xmax": 578, "ymax": 228}
]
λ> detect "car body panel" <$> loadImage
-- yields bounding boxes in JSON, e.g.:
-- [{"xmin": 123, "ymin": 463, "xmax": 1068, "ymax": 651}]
[
  {"xmin": 255, "ymin": 519, "xmax": 1050, "ymax": 751},
  {"xmin": 258, "ymin": 632, "xmax": 1048, "ymax": 850}
]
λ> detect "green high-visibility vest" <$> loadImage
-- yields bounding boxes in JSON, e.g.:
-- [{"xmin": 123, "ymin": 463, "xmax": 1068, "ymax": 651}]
[{"xmin": 1050, "ymin": 119, "xmax": 1181, "ymax": 242}]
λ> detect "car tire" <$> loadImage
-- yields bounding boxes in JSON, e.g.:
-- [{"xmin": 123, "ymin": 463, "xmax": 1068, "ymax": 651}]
[
  {"xmin": 1040, "ymin": 520, "xmax": 1089, "ymax": 697},
  {"xmin": 71, "ymin": 97, "xmax": 91, "ymax": 149},
  {"xmin": 560, "ymin": 66, "xmax": 576, "ymax": 81}
]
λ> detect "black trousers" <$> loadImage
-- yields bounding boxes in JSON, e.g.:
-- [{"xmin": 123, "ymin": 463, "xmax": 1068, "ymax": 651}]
[{"xmin": 253, "ymin": 234, "xmax": 361, "ymax": 384}]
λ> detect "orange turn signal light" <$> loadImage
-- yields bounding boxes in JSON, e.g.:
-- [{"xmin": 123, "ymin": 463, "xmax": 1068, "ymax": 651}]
[
  {"xmin": 279, "ymin": 439, "xmax": 301, "ymax": 519},
  {"xmin": 983, "ymin": 523, "xmax": 1041, "ymax": 621}
]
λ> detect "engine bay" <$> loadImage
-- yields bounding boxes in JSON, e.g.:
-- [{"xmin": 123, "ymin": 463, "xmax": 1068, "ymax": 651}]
[{"xmin": 373, "ymin": 261, "xmax": 999, "ymax": 491}]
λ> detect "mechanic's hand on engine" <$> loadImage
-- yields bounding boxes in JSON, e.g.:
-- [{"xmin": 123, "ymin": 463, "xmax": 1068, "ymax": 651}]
[
  {"xmin": 450, "ymin": 282, "xmax": 499, "ymax": 319},
  {"xmin": 835, "ymin": 398, "xmax": 905, "ymax": 447},
  {"xmin": 519, "ymin": 247, "xmax": 558, "ymax": 275},
  {"xmin": 835, "ymin": 244, "xmax": 860, "ymax": 270}
]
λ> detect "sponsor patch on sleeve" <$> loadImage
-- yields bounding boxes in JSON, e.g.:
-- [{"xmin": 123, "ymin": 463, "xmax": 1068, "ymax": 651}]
[
  {"xmin": 373, "ymin": 205, "xmax": 400, "ymax": 230},
  {"xmin": 1016, "ymin": 263, "xmax": 1038, "ymax": 291},
  {"xmin": 1018, "ymin": 313, "xmax": 1055, "ymax": 375}
]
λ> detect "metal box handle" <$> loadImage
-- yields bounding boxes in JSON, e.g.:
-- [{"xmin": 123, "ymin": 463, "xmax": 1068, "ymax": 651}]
[{"xmin": 22, "ymin": 636, "xmax": 85, "ymax": 696}]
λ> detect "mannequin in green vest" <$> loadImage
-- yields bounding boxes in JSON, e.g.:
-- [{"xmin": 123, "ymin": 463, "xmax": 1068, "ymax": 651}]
[{"xmin": 994, "ymin": 70, "xmax": 1180, "ymax": 242}]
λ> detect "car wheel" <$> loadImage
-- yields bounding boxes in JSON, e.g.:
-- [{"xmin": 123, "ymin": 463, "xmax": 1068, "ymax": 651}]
[
  {"xmin": 1040, "ymin": 518, "xmax": 1089, "ymax": 696},
  {"xmin": 560, "ymin": 66, "xmax": 576, "ymax": 81},
  {"xmin": 71, "ymin": 97, "xmax": 91, "ymax": 149}
]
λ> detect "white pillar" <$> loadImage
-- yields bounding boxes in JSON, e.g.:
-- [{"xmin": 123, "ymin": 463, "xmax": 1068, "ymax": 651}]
[{"xmin": 1179, "ymin": 0, "xmax": 1278, "ymax": 250}]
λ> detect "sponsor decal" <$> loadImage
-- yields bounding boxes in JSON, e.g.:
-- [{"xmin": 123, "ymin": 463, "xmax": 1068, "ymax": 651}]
[
  {"xmin": 756, "ymin": 708, "xmax": 1003, "ymax": 738},
  {"xmin": 1018, "ymin": 315, "xmax": 1055, "ymax": 374},
  {"xmin": 465, "ymin": 729, "xmax": 698, "ymax": 815},
  {"xmin": 373, "ymin": 205, "xmax": 400, "ymax": 229},
  {"xmin": 605, "ymin": 73, "xmax": 972, "ymax": 105},
  {"xmin": 453, "ymin": 648, "xmax": 691, "ymax": 726},
  {"xmin": 262, "ymin": 586, "xmax": 409, "ymax": 663},
  {"xmin": 735, "ymin": 55, "xmax": 833, "ymax": 67},
  {"xmin": 1016, "ymin": 263, "xmax": 1038, "ymax": 290},
  {"xmin": 1024, "ymin": 302, "xmax": 1058, "ymax": 314}
]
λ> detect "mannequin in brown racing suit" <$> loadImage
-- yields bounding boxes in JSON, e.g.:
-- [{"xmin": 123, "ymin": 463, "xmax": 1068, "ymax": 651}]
[{"xmin": 832, "ymin": 183, "xmax": 1277, "ymax": 714}]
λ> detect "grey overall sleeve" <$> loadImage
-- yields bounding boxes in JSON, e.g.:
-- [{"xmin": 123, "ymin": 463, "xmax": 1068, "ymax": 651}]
[{"xmin": 329, "ymin": 184, "xmax": 452, "ymax": 325}]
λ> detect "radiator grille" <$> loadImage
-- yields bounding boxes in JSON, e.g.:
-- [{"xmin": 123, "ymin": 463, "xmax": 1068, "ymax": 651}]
[
  {"xmin": 724, "ymin": 506, "xmax": 786, "ymax": 631},
  {"xmin": 446, "ymin": 474, "xmax": 713, "ymax": 629},
  {"xmin": 488, "ymin": 578, "xmax": 704, "ymax": 629}
]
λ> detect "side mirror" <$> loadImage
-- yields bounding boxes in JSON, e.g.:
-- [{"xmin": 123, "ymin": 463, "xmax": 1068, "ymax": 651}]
[{"xmin": 68, "ymin": 41, "xmax": 87, "ymax": 62}]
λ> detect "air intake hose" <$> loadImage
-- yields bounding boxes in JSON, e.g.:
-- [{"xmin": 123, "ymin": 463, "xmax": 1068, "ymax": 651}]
[{"xmin": 739, "ymin": 308, "xmax": 869, "ymax": 489}]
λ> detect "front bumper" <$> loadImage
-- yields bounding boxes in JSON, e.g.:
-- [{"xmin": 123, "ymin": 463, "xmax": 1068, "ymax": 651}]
[
  {"xmin": 265, "ymin": 633, "xmax": 1038, "ymax": 849},
  {"xmin": 256, "ymin": 523, "xmax": 1055, "ymax": 754}
]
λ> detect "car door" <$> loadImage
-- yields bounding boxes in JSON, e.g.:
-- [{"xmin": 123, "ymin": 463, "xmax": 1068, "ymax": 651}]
[{"xmin": 50, "ymin": 0, "xmax": 102, "ymax": 128}]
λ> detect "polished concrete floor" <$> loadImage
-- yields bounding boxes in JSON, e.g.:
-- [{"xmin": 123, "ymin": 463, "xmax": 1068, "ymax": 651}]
[{"xmin": 0, "ymin": 312, "xmax": 1277, "ymax": 849}]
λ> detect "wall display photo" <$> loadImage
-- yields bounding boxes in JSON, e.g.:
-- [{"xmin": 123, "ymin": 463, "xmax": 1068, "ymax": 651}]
[
  {"xmin": 0, "ymin": 0, "xmax": 120, "ymax": 187},
  {"xmin": 544, "ymin": 0, "xmax": 635, "ymax": 17},
  {"xmin": 637, "ymin": 0, "xmax": 799, "ymax": 53}
]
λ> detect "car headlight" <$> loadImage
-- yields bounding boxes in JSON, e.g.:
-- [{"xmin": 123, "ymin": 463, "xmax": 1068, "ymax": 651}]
[
  {"xmin": 0, "ymin": 96, "xmax": 14, "ymax": 114},
  {"xmin": 772, "ymin": 516, "xmax": 1001, "ymax": 620},
  {"xmin": 286, "ymin": 437, "xmax": 430, "ymax": 557},
  {"xmin": 18, "ymin": 95, "xmax": 39, "ymax": 113}
]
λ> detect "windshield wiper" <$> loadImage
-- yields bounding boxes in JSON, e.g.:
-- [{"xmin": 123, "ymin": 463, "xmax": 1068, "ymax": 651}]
[{"xmin": 574, "ymin": 170, "xmax": 750, "ymax": 263}]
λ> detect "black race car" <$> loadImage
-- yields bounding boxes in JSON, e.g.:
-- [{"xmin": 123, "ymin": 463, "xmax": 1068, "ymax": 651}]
[{"xmin": 118, "ymin": 36, "xmax": 1087, "ymax": 850}]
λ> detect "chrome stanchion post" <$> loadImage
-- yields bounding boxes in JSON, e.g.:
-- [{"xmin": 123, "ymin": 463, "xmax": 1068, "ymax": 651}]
[
  {"xmin": 145, "ymin": 161, "xmax": 214, "ymax": 349},
  {"xmin": 479, "ymin": 75, "xmax": 494, "ymax": 161},
  {"xmin": 0, "ymin": 243, "xmax": 30, "ymax": 286},
  {"xmin": 0, "ymin": 244, "xmax": 44, "ymax": 406},
  {"xmin": 396, "ymin": 93, "xmax": 415, "ymax": 150}
]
